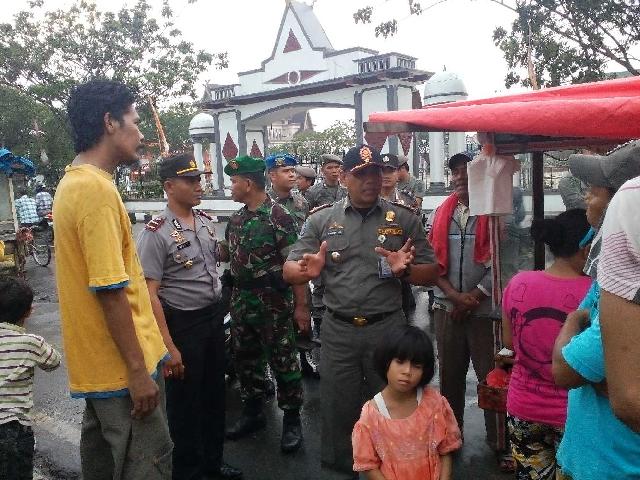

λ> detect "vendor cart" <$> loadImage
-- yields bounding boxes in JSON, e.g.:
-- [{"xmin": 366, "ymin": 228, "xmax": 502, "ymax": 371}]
[{"xmin": 0, "ymin": 148, "xmax": 36, "ymax": 276}]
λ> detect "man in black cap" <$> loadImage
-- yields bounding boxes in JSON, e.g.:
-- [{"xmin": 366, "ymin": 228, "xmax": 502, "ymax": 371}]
[
  {"xmin": 284, "ymin": 144, "xmax": 439, "ymax": 476},
  {"xmin": 427, "ymin": 151, "xmax": 499, "ymax": 454},
  {"xmin": 397, "ymin": 154, "xmax": 425, "ymax": 208},
  {"xmin": 137, "ymin": 152, "xmax": 242, "ymax": 479},
  {"xmin": 305, "ymin": 153, "xmax": 347, "ymax": 209}
]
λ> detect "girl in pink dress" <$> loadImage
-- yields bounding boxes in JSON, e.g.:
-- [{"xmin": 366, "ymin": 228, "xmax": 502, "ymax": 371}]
[{"xmin": 352, "ymin": 325, "xmax": 462, "ymax": 480}]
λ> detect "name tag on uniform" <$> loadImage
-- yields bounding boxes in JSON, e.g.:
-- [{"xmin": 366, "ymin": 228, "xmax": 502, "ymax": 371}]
[
  {"xmin": 327, "ymin": 229, "xmax": 344, "ymax": 236},
  {"xmin": 377, "ymin": 226, "xmax": 403, "ymax": 236},
  {"xmin": 177, "ymin": 241, "xmax": 191, "ymax": 250},
  {"xmin": 378, "ymin": 257, "xmax": 394, "ymax": 279}
]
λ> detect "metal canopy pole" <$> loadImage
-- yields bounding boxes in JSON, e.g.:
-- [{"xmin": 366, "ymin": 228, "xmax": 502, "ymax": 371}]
[{"xmin": 532, "ymin": 151, "xmax": 545, "ymax": 270}]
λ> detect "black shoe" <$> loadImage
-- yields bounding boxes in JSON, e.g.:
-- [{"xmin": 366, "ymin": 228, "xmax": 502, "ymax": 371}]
[
  {"xmin": 225, "ymin": 412, "xmax": 266, "ymax": 440},
  {"xmin": 206, "ymin": 462, "xmax": 243, "ymax": 479},
  {"xmin": 281, "ymin": 416, "xmax": 303, "ymax": 453}
]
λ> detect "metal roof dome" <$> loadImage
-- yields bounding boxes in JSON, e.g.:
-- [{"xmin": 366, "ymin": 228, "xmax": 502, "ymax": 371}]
[
  {"xmin": 423, "ymin": 71, "xmax": 468, "ymax": 106},
  {"xmin": 189, "ymin": 112, "xmax": 215, "ymax": 137}
]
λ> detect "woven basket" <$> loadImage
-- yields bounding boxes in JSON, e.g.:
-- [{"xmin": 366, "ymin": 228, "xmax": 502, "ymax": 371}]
[{"xmin": 477, "ymin": 381, "xmax": 507, "ymax": 413}]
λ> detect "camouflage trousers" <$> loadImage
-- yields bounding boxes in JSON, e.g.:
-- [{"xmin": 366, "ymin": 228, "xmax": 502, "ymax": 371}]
[{"xmin": 230, "ymin": 287, "xmax": 303, "ymax": 411}]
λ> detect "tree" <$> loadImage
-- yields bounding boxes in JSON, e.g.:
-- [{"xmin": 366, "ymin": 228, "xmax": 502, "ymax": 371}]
[
  {"xmin": 0, "ymin": 86, "xmax": 74, "ymax": 185},
  {"xmin": 0, "ymin": 0, "xmax": 226, "ymax": 180},
  {"xmin": 493, "ymin": 1, "xmax": 640, "ymax": 88},
  {"xmin": 277, "ymin": 120, "xmax": 356, "ymax": 162},
  {"xmin": 0, "ymin": 0, "xmax": 225, "ymax": 117},
  {"xmin": 353, "ymin": 0, "xmax": 640, "ymax": 88},
  {"xmin": 138, "ymin": 101, "xmax": 197, "ymax": 156}
]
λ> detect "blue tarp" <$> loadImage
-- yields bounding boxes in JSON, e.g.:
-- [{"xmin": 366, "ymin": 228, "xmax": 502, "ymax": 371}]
[{"xmin": 0, "ymin": 148, "xmax": 36, "ymax": 177}]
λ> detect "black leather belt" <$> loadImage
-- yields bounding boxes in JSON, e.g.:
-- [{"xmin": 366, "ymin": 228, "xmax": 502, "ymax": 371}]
[{"xmin": 327, "ymin": 308, "xmax": 396, "ymax": 327}]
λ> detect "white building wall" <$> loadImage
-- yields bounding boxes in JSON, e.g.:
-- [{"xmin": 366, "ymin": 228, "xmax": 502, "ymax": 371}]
[{"xmin": 245, "ymin": 131, "xmax": 265, "ymax": 158}]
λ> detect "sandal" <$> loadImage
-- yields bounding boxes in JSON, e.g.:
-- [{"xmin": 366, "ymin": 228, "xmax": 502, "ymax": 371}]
[{"xmin": 497, "ymin": 453, "xmax": 516, "ymax": 473}]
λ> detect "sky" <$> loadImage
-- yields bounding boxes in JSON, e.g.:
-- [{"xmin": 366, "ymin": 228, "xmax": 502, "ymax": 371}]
[{"xmin": 4, "ymin": 0, "xmax": 523, "ymax": 130}]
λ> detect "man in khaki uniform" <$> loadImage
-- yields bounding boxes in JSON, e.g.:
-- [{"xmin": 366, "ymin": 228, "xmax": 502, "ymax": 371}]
[
  {"xmin": 397, "ymin": 154, "xmax": 426, "ymax": 208},
  {"xmin": 284, "ymin": 144, "xmax": 439, "ymax": 476},
  {"xmin": 305, "ymin": 154, "xmax": 347, "ymax": 209}
]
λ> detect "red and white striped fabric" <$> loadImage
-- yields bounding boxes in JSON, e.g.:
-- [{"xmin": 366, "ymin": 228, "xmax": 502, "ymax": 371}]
[{"xmin": 598, "ymin": 176, "xmax": 640, "ymax": 304}]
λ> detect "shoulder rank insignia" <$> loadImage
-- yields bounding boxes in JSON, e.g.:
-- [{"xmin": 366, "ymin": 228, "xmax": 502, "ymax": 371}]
[
  {"xmin": 145, "ymin": 216, "xmax": 165, "ymax": 231},
  {"xmin": 309, "ymin": 203, "xmax": 332, "ymax": 215},
  {"xmin": 390, "ymin": 200, "xmax": 420, "ymax": 214},
  {"xmin": 195, "ymin": 209, "xmax": 215, "ymax": 221}
]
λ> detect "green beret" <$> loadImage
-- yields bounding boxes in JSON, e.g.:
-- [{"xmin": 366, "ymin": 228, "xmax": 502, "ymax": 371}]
[{"xmin": 224, "ymin": 155, "xmax": 266, "ymax": 176}]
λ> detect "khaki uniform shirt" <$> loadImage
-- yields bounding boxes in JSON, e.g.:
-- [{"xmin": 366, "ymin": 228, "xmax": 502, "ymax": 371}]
[
  {"xmin": 288, "ymin": 196, "xmax": 434, "ymax": 316},
  {"xmin": 398, "ymin": 176, "xmax": 426, "ymax": 198},
  {"xmin": 267, "ymin": 187, "xmax": 309, "ymax": 231},
  {"xmin": 382, "ymin": 189, "xmax": 419, "ymax": 213},
  {"xmin": 137, "ymin": 207, "xmax": 221, "ymax": 310},
  {"xmin": 305, "ymin": 181, "xmax": 347, "ymax": 210}
]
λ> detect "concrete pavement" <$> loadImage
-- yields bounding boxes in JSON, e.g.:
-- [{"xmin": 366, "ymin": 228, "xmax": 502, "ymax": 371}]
[{"xmin": 22, "ymin": 246, "xmax": 510, "ymax": 480}]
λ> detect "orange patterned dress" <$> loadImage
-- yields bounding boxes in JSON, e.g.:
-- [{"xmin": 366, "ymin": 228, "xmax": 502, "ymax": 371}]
[{"xmin": 352, "ymin": 386, "xmax": 462, "ymax": 480}]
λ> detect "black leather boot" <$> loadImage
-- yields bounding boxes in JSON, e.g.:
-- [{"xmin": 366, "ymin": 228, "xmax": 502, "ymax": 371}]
[
  {"xmin": 280, "ymin": 409, "xmax": 303, "ymax": 453},
  {"xmin": 225, "ymin": 399, "xmax": 266, "ymax": 440}
]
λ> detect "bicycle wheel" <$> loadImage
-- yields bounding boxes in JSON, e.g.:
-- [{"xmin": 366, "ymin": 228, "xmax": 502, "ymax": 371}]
[{"xmin": 31, "ymin": 242, "xmax": 51, "ymax": 266}]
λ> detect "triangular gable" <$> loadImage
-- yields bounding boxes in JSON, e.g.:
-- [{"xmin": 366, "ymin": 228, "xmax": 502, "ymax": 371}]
[{"xmin": 283, "ymin": 29, "xmax": 301, "ymax": 53}]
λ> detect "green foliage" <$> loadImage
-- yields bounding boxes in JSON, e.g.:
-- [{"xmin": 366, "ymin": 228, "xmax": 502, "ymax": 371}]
[
  {"xmin": 493, "ymin": 1, "xmax": 639, "ymax": 88},
  {"xmin": 353, "ymin": 0, "xmax": 640, "ymax": 86},
  {"xmin": 277, "ymin": 120, "xmax": 356, "ymax": 162},
  {"xmin": 0, "ymin": 0, "xmax": 226, "ymax": 179},
  {"xmin": 0, "ymin": 86, "xmax": 73, "ymax": 185},
  {"xmin": 138, "ymin": 101, "xmax": 197, "ymax": 156}
]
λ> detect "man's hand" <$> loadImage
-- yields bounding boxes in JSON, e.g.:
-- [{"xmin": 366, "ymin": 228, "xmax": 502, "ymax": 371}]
[
  {"xmin": 450, "ymin": 291, "xmax": 480, "ymax": 311},
  {"xmin": 298, "ymin": 241, "xmax": 327, "ymax": 279},
  {"xmin": 294, "ymin": 304, "xmax": 312, "ymax": 335},
  {"xmin": 128, "ymin": 368, "xmax": 160, "ymax": 419},
  {"xmin": 374, "ymin": 239, "xmax": 414, "ymax": 276},
  {"xmin": 163, "ymin": 345, "xmax": 185, "ymax": 380}
]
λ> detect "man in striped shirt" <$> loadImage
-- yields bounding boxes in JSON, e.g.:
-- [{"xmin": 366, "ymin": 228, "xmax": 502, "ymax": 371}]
[{"xmin": 0, "ymin": 277, "xmax": 61, "ymax": 480}]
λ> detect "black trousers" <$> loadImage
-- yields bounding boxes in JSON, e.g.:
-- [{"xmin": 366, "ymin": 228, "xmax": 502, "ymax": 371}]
[
  {"xmin": 0, "ymin": 421, "xmax": 34, "ymax": 480},
  {"xmin": 162, "ymin": 301, "xmax": 226, "ymax": 480}
]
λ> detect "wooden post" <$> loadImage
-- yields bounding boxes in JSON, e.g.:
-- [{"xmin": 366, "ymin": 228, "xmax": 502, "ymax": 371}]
[{"xmin": 532, "ymin": 151, "xmax": 545, "ymax": 269}]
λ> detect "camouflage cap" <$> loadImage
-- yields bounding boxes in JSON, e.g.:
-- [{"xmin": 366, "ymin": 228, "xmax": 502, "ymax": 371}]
[{"xmin": 224, "ymin": 155, "xmax": 266, "ymax": 176}]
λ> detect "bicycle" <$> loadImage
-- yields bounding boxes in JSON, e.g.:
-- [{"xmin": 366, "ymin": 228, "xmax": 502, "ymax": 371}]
[{"xmin": 15, "ymin": 221, "xmax": 52, "ymax": 277}]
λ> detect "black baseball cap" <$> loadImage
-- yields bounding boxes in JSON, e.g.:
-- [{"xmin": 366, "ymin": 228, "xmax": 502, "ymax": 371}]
[
  {"xmin": 159, "ymin": 152, "xmax": 204, "ymax": 179},
  {"xmin": 343, "ymin": 144, "xmax": 383, "ymax": 172},
  {"xmin": 380, "ymin": 153, "xmax": 399, "ymax": 169},
  {"xmin": 448, "ymin": 152, "xmax": 473, "ymax": 169}
]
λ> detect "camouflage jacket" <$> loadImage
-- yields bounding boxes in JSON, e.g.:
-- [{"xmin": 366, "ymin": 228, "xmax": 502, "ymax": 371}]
[
  {"xmin": 267, "ymin": 187, "xmax": 309, "ymax": 231},
  {"xmin": 225, "ymin": 197, "xmax": 299, "ymax": 284}
]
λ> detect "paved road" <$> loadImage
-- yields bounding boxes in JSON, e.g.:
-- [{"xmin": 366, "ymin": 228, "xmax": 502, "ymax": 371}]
[{"xmin": 23, "ymin": 225, "xmax": 510, "ymax": 480}]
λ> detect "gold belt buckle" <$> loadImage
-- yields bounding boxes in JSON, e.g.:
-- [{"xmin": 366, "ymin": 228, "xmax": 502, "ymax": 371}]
[{"xmin": 353, "ymin": 316, "xmax": 368, "ymax": 327}]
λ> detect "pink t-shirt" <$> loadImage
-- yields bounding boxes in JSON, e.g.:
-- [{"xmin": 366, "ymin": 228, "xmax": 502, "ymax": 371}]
[{"xmin": 503, "ymin": 271, "xmax": 591, "ymax": 427}]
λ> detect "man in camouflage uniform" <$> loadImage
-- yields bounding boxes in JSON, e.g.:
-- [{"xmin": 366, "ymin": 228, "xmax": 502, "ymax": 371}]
[
  {"xmin": 266, "ymin": 153, "xmax": 309, "ymax": 230},
  {"xmin": 219, "ymin": 156, "xmax": 309, "ymax": 454},
  {"xmin": 397, "ymin": 154, "xmax": 426, "ymax": 208},
  {"xmin": 305, "ymin": 153, "xmax": 347, "ymax": 209}
]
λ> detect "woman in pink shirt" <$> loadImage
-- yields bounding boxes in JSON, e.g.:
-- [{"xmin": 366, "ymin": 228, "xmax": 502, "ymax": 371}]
[{"xmin": 501, "ymin": 209, "xmax": 592, "ymax": 480}]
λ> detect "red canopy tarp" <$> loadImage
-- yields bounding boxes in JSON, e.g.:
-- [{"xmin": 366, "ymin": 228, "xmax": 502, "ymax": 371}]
[{"xmin": 367, "ymin": 76, "xmax": 640, "ymax": 140}]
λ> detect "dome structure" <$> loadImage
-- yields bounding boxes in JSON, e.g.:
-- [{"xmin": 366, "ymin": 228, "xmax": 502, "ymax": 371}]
[
  {"xmin": 189, "ymin": 112, "xmax": 215, "ymax": 139},
  {"xmin": 423, "ymin": 71, "xmax": 468, "ymax": 106}
]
